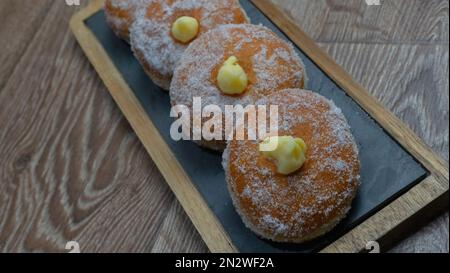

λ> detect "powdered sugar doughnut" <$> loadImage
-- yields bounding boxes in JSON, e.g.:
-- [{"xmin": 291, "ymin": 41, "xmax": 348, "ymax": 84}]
[
  {"xmin": 130, "ymin": 0, "xmax": 249, "ymax": 90},
  {"xmin": 224, "ymin": 89, "xmax": 360, "ymax": 243},
  {"xmin": 170, "ymin": 24, "xmax": 307, "ymax": 151},
  {"xmin": 104, "ymin": 0, "xmax": 149, "ymax": 42}
]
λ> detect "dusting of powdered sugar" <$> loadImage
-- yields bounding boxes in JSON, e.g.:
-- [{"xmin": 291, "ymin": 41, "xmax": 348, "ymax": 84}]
[
  {"xmin": 105, "ymin": 0, "xmax": 151, "ymax": 36},
  {"xmin": 170, "ymin": 23, "xmax": 307, "ymax": 111},
  {"xmin": 223, "ymin": 89, "xmax": 361, "ymax": 241},
  {"xmin": 130, "ymin": 0, "xmax": 248, "ymax": 78}
]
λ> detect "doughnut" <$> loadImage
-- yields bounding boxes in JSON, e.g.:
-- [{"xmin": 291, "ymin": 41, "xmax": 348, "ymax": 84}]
[
  {"xmin": 104, "ymin": 0, "xmax": 148, "ymax": 42},
  {"xmin": 170, "ymin": 24, "xmax": 308, "ymax": 151},
  {"xmin": 223, "ymin": 89, "xmax": 360, "ymax": 243},
  {"xmin": 130, "ymin": 0, "xmax": 250, "ymax": 90}
]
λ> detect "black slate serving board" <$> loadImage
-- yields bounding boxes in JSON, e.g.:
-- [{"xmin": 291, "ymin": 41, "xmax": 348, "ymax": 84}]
[{"xmin": 84, "ymin": 0, "xmax": 428, "ymax": 252}]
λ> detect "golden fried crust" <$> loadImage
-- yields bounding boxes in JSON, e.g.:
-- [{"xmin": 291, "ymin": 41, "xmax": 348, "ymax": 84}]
[
  {"xmin": 170, "ymin": 24, "xmax": 307, "ymax": 151},
  {"xmin": 130, "ymin": 0, "xmax": 250, "ymax": 90},
  {"xmin": 224, "ymin": 89, "xmax": 360, "ymax": 243}
]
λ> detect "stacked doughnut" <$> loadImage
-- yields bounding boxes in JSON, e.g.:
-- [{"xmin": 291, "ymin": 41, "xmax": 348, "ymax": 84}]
[{"xmin": 105, "ymin": 0, "xmax": 360, "ymax": 244}]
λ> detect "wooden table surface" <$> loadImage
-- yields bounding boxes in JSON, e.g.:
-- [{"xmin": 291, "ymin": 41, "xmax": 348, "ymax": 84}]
[{"xmin": 0, "ymin": 0, "xmax": 448, "ymax": 253}]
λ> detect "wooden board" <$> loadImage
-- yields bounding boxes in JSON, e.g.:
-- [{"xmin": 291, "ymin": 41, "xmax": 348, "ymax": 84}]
[{"xmin": 70, "ymin": 0, "xmax": 449, "ymax": 253}]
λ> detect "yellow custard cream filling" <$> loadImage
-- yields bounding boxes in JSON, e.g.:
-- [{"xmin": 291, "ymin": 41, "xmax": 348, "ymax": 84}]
[
  {"xmin": 172, "ymin": 16, "xmax": 199, "ymax": 43},
  {"xmin": 217, "ymin": 56, "xmax": 248, "ymax": 95},
  {"xmin": 259, "ymin": 136, "xmax": 308, "ymax": 175}
]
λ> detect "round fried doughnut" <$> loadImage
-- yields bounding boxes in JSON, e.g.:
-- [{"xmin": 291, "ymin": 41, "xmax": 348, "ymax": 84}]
[
  {"xmin": 130, "ymin": 0, "xmax": 250, "ymax": 90},
  {"xmin": 170, "ymin": 24, "xmax": 308, "ymax": 151},
  {"xmin": 104, "ymin": 0, "xmax": 149, "ymax": 42},
  {"xmin": 223, "ymin": 89, "xmax": 360, "ymax": 243}
]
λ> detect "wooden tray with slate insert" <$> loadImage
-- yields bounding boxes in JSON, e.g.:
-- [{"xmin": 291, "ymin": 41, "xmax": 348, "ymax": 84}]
[{"xmin": 70, "ymin": 0, "xmax": 449, "ymax": 253}]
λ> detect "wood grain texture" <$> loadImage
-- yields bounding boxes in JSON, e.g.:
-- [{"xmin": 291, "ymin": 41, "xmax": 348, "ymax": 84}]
[
  {"xmin": 0, "ymin": 0, "xmax": 53, "ymax": 91},
  {"xmin": 270, "ymin": 0, "xmax": 449, "ymax": 43},
  {"xmin": 0, "ymin": 0, "xmax": 183, "ymax": 252},
  {"xmin": 0, "ymin": 0, "xmax": 448, "ymax": 253}
]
